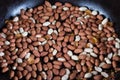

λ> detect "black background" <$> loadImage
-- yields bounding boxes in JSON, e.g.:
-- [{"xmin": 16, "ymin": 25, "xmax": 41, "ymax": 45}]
[{"xmin": 0, "ymin": 0, "xmax": 120, "ymax": 80}]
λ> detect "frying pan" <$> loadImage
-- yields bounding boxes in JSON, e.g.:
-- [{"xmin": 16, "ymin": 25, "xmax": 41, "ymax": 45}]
[{"xmin": 0, "ymin": 0, "xmax": 120, "ymax": 80}]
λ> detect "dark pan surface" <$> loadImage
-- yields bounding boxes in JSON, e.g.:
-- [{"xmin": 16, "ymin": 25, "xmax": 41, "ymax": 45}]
[{"xmin": 0, "ymin": 0, "xmax": 120, "ymax": 80}]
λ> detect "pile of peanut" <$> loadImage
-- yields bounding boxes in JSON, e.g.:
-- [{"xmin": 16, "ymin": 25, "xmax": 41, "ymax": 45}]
[{"xmin": 0, "ymin": 1, "xmax": 120, "ymax": 80}]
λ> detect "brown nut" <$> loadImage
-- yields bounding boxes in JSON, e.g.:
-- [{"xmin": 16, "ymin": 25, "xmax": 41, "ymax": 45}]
[
  {"xmin": 93, "ymin": 47, "xmax": 99, "ymax": 54},
  {"xmin": 99, "ymin": 54, "xmax": 104, "ymax": 61},
  {"xmin": 14, "ymin": 76, "xmax": 18, "ymax": 80},
  {"xmin": 33, "ymin": 50, "xmax": 40, "ymax": 57},
  {"xmin": 2, "ymin": 67, "xmax": 9, "ymax": 73},
  {"xmin": 112, "ymin": 61, "xmax": 117, "ymax": 68},
  {"xmin": 43, "ymin": 64, "xmax": 48, "ymax": 71},
  {"xmin": 53, "ymin": 64, "xmax": 61, "ymax": 69},
  {"xmin": 86, "ymin": 61, "xmax": 93, "ymax": 68},
  {"xmin": 68, "ymin": 60, "xmax": 76, "ymax": 66},
  {"xmin": 23, "ymin": 70, "xmax": 28, "ymax": 76},
  {"xmin": 102, "ymin": 64, "xmax": 111, "ymax": 69},
  {"xmin": 70, "ymin": 71, "xmax": 77, "ymax": 79},
  {"xmin": 45, "ymin": 1, "xmax": 51, "ymax": 7},
  {"xmin": 37, "ymin": 62, "xmax": 42, "ymax": 71},
  {"xmin": 74, "ymin": 48, "xmax": 83, "ymax": 54},
  {"xmin": 53, "ymin": 76, "xmax": 60, "ymax": 80},
  {"xmin": 47, "ymin": 70, "xmax": 53, "ymax": 80},
  {"xmin": 63, "ymin": 62, "xmax": 71, "ymax": 68},
  {"xmin": 40, "ymin": 52, "xmax": 48, "ymax": 57},
  {"xmin": 25, "ymin": 73, "xmax": 31, "ymax": 80},
  {"xmin": 25, "ymin": 65, "xmax": 32, "ymax": 72},
  {"xmin": 55, "ymin": 2, "xmax": 62, "ymax": 6},
  {"xmin": 64, "ymin": 54, "xmax": 70, "ymax": 60},
  {"xmin": 97, "ymin": 15, "xmax": 103, "ymax": 20},
  {"xmin": 93, "ymin": 75, "xmax": 103, "ymax": 80},
  {"xmin": 82, "ymin": 66, "xmax": 87, "ymax": 72},
  {"xmin": 47, "ymin": 62, "xmax": 53, "ymax": 70},
  {"xmin": 76, "ymin": 63, "xmax": 81, "ymax": 72},
  {"xmin": 31, "ymin": 71, "xmax": 37, "ymax": 78},
  {"xmin": 17, "ymin": 66, "xmax": 24, "ymax": 71},
  {"xmin": 53, "ymin": 61, "xmax": 62, "ymax": 65},
  {"xmin": 32, "ymin": 64, "xmax": 37, "ymax": 71},
  {"xmin": 79, "ymin": 54, "xmax": 87, "ymax": 60},
  {"xmin": 95, "ymin": 59, "xmax": 100, "ymax": 66},
  {"xmin": 59, "ymin": 69, "xmax": 66, "ymax": 76},
  {"xmin": 53, "ymin": 69, "xmax": 59, "ymax": 75},
  {"xmin": 112, "ymin": 56, "xmax": 120, "ymax": 61},
  {"xmin": 17, "ymin": 71, "xmax": 23, "ymax": 79},
  {"xmin": 10, "ymin": 70, "xmax": 15, "ymax": 79},
  {"xmin": 19, "ymin": 49, "xmax": 29, "ymax": 58},
  {"xmin": 0, "ymin": 1, "xmax": 119, "ymax": 80},
  {"xmin": 37, "ymin": 75, "xmax": 42, "ymax": 80},
  {"xmin": 1, "ymin": 62, "xmax": 8, "ymax": 68}
]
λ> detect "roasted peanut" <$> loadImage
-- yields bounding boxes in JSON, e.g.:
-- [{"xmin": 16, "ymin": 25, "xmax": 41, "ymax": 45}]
[{"xmin": 0, "ymin": 1, "xmax": 119, "ymax": 80}]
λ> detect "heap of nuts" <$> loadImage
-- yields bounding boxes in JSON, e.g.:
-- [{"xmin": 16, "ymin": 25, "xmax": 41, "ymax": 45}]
[{"xmin": 0, "ymin": 1, "xmax": 120, "ymax": 80}]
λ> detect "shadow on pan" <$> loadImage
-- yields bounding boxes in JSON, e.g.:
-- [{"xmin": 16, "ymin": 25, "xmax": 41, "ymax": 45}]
[{"xmin": 0, "ymin": 0, "xmax": 120, "ymax": 80}]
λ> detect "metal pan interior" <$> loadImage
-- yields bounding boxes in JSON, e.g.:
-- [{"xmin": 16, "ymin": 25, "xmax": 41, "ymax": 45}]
[{"xmin": 0, "ymin": 0, "xmax": 120, "ymax": 80}]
